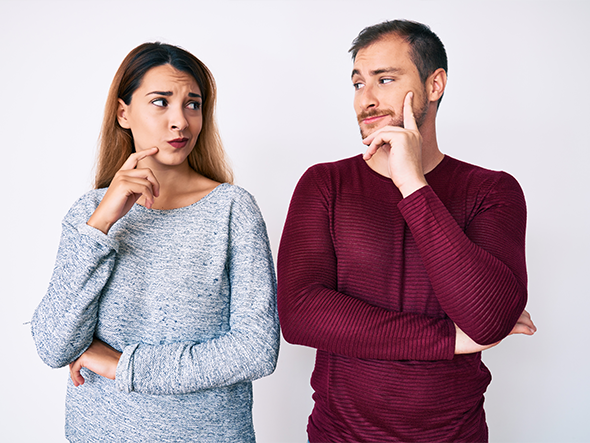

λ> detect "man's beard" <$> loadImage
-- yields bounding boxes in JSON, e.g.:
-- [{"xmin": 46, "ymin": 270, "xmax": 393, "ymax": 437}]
[{"xmin": 357, "ymin": 91, "xmax": 429, "ymax": 139}]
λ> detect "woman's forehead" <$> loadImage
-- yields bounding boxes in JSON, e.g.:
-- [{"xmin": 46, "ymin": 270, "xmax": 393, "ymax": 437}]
[{"xmin": 138, "ymin": 64, "xmax": 201, "ymax": 94}]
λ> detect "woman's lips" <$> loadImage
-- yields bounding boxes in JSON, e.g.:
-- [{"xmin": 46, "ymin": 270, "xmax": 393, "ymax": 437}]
[{"xmin": 168, "ymin": 138, "xmax": 189, "ymax": 149}]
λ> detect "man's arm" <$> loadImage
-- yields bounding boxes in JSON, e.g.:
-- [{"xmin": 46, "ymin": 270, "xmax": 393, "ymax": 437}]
[
  {"xmin": 399, "ymin": 176, "xmax": 528, "ymax": 345},
  {"xmin": 277, "ymin": 165, "xmax": 534, "ymax": 359},
  {"xmin": 277, "ymin": 167, "xmax": 456, "ymax": 362},
  {"xmin": 363, "ymin": 92, "xmax": 530, "ymax": 345}
]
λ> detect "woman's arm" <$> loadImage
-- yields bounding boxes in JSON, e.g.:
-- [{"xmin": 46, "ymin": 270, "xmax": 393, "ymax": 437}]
[
  {"xmin": 111, "ymin": 192, "xmax": 280, "ymax": 395},
  {"xmin": 31, "ymin": 218, "xmax": 118, "ymax": 368},
  {"xmin": 32, "ymin": 150, "xmax": 160, "ymax": 368}
]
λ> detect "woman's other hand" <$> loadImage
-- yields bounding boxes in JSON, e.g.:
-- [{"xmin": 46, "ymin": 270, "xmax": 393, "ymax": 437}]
[{"xmin": 69, "ymin": 338, "xmax": 122, "ymax": 386}]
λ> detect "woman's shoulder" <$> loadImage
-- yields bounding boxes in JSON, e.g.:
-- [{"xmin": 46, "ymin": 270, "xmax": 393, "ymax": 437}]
[
  {"xmin": 63, "ymin": 188, "xmax": 108, "ymax": 224},
  {"xmin": 209, "ymin": 183, "xmax": 259, "ymax": 208},
  {"xmin": 211, "ymin": 183, "xmax": 267, "ymax": 230}
]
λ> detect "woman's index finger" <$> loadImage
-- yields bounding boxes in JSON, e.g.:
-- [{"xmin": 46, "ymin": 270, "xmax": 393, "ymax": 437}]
[{"xmin": 120, "ymin": 147, "xmax": 159, "ymax": 170}]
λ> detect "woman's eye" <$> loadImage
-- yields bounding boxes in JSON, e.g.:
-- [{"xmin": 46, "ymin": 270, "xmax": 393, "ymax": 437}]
[
  {"xmin": 187, "ymin": 101, "xmax": 202, "ymax": 110},
  {"xmin": 152, "ymin": 98, "xmax": 167, "ymax": 107}
]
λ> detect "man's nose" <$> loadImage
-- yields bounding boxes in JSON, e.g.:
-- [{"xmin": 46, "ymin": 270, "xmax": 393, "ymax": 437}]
[{"xmin": 359, "ymin": 84, "xmax": 379, "ymax": 109}]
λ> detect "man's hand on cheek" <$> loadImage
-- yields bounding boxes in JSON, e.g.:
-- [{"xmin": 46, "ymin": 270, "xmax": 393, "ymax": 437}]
[{"xmin": 362, "ymin": 91, "xmax": 427, "ymax": 197}]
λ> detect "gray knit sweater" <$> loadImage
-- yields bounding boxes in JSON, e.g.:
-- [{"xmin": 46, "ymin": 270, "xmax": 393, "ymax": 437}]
[{"xmin": 31, "ymin": 183, "xmax": 280, "ymax": 442}]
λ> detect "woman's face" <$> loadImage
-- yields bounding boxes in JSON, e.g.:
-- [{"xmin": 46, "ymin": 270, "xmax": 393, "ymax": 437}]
[{"xmin": 117, "ymin": 64, "xmax": 203, "ymax": 167}]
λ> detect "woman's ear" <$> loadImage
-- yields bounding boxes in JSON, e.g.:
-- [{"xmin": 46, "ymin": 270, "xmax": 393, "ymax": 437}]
[
  {"xmin": 117, "ymin": 99, "xmax": 131, "ymax": 129},
  {"xmin": 427, "ymin": 68, "xmax": 447, "ymax": 103}
]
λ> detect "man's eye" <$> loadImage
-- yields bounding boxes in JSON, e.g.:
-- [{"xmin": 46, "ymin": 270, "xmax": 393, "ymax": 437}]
[
  {"xmin": 380, "ymin": 78, "xmax": 394, "ymax": 84},
  {"xmin": 187, "ymin": 101, "xmax": 202, "ymax": 110},
  {"xmin": 152, "ymin": 98, "xmax": 167, "ymax": 107},
  {"xmin": 353, "ymin": 83, "xmax": 364, "ymax": 90}
]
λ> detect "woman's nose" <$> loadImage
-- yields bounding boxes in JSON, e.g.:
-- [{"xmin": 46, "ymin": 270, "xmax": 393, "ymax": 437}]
[{"xmin": 170, "ymin": 108, "xmax": 189, "ymax": 131}]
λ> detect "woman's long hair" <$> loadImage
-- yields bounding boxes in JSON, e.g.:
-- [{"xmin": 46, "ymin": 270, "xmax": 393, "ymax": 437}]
[{"xmin": 95, "ymin": 42, "xmax": 233, "ymax": 189}]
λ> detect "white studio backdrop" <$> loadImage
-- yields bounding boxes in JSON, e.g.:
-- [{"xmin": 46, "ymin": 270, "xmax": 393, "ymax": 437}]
[{"xmin": 1, "ymin": 0, "xmax": 588, "ymax": 441}]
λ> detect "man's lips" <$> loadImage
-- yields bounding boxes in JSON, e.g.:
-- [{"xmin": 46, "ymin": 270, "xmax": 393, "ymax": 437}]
[
  {"xmin": 360, "ymin": 114, "xmax": 389, "ymax": 125},
  {"xmin": 168, "ymin": 138, "xmax": 189, "ymax": 149}
]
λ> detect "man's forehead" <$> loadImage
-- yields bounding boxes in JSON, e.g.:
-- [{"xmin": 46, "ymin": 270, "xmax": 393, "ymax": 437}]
[
  {"xmin": 352, "ymin": 36, "xmax": 412, "ymax": 76},
  {"xmin": 354, "ymin": 37, "xmax": 409, "ymax": 61}
]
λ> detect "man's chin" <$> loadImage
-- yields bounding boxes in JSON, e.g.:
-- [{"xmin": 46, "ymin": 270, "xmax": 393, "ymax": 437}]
[{"xmin": 359, "ymin": 121, "xmax": 403, "ymax": 139}]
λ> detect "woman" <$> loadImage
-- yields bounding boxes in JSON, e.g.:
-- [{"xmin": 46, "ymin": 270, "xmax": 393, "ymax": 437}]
[{"xmin": 31, "ymin": 42, "xmax": 279, "ymax": 442}]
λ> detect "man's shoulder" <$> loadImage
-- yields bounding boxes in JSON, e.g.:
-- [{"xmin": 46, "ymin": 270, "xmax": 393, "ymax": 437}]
[
  {"xmin": 298, "ymin": 154, "xmax": 373, "ymax": 193},
  {"xmin": 442, "ymin": 155, "xmax": 518, "ymax": 182},
  {"xmin": 442, "ymin": 155, "xmax": 497, "ymax": 175},
  {"xmin": 305, "ymin": 154, "xmax": 363, "ymax": 175},
  {"xmin": 439, "ymin": 155, "xmax": 523, "ymax": 196}
]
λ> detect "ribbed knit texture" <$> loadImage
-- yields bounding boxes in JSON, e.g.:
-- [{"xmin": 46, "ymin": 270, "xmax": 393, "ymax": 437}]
[
  {"xmin": 32, "ymin": 183, "xmax": 279, "ymax": 442},
  {"xmin": 277, "ymin": 154, "xmax": 527, "ymax": 442}
]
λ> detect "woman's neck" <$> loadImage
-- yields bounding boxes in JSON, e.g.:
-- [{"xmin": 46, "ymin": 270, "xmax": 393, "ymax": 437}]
[{"xmin": 136, "ymin": 159, "xmax": 220, "ymax": 210}]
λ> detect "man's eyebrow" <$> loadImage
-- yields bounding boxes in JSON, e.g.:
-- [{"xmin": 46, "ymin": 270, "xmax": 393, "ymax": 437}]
[
  {"xmin": 146, "ymin": 91, "xmax": 202, "ymax": 98},
  {"xmin": 372, "ymin": 67, "xmax": 403, "ymax": 75},
  {"xmin": 351, "ymin": 67, "xmax": 403, "ymax": 79}
]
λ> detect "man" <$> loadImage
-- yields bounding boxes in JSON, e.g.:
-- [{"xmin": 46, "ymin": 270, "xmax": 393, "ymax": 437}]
[{"xmin": 277, "ymin": 20, "xmax": 536, "ymax": 442}]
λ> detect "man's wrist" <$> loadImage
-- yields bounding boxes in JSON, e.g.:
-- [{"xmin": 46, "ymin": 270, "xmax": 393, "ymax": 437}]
[{"xmin": 399, "ymin": 180, "xmax": 428, "ymax": 198}]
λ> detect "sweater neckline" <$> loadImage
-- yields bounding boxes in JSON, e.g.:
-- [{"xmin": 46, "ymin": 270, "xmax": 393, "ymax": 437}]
[
  {"xmin": 356, "ymin": 153, "xmax": 449, "ymax": 183},
  {"xmin": 132, "ymin": 182, "xmax": 229, "ymax": 214}
]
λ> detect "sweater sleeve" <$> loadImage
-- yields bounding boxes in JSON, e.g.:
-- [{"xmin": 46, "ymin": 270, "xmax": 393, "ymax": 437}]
[
  {"xmin": 277, "ymin": 167, "xmax": 455, "ymax": 361},
  {"xmin": 115, "ymin": 193, "xmax": 280, "ymax": 395},
  {"xmin": 31, "ymin": 218, "xmax": 118, "ymax": 368},
  {"xmin": 398, "ymin": 174, "xmax": 527, "ymax": 345}
]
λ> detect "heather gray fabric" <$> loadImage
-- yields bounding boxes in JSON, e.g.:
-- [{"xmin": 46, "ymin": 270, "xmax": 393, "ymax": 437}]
[{"xmin": 32, "ymin": 183, "xmax": 279, "ymax": 442}]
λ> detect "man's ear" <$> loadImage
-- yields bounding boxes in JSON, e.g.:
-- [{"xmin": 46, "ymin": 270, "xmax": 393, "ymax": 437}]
[
  {"xmin": 427, "ymin": 68, "xmax": 447, "ymax": 103},
  {"xmin": 117, "ymin": 99, "xmax": 131, "ymax": 129}
]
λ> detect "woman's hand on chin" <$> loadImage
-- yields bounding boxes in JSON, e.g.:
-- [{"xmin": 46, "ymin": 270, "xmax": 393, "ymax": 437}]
[{"xmin": 87, "ymin": 147, "xmax": 160, "ymax": 234}]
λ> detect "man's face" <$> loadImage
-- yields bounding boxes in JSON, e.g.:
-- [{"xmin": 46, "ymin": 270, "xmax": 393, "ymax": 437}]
[{"xmin": 352, "ymin": 35, "xmax": 429, "ymax": 139}]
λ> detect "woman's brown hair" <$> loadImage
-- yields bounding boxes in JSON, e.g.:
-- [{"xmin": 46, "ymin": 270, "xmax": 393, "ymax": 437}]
[{"xmin": 95, "ymin": 42, "xmax": 233, "ymax": 189}]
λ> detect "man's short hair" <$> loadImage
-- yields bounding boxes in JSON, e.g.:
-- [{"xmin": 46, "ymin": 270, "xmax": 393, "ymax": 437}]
[{"xmin": 349, "ymin": 20, "xmax": 448, "ymax": 85}]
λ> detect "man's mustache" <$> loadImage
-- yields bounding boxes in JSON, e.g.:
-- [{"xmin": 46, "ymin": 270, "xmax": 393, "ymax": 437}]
[{"xmin": 357, "ymin": 109, "xmax": 396, "ymax": 124}]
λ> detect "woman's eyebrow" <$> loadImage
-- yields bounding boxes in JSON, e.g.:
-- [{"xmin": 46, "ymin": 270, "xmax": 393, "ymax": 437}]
[
  {"xmin": 146, "ymin": 91, "xmax": 173, "ymax": 97},
  {"xmin": 145, "ymin": 91, "xmax": 202, "ymax": 98}
]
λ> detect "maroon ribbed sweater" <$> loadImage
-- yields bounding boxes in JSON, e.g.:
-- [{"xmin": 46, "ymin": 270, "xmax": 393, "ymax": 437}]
[{"xmin": 277, "ymin": 154, "xmax": 527, "ymax": 442}]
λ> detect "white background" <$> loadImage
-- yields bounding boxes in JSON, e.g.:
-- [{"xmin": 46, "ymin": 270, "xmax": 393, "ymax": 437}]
[{"xmin": 1, "ymin": 0, "xmax": 588, "ymax": 441}]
